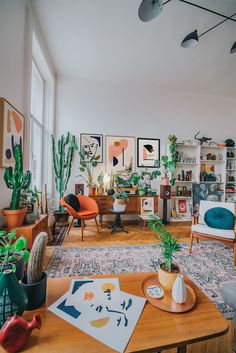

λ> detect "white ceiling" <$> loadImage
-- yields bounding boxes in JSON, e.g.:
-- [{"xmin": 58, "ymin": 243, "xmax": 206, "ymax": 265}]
[{"xmin": 31, "ymin": 0, "xmax": 236, "ymax": 97}]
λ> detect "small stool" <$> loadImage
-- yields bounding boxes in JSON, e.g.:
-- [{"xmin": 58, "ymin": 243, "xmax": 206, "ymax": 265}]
[{"xmin": 108, "ymin": 209, "xmax": 128, "ymax": 234}]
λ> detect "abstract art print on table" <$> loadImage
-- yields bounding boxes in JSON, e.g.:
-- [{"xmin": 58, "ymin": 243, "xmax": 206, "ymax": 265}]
[
  {"xmin": 0, "ymin": 98, "xmax": 24, "ymax": 167},
  {"xmin": 140, "ymin": 197, "xmax": 154, "ymax": 216},
  {"xmin": 105, "ymin": 135, "xmax": 135, "ymax": 173},
  {"xmin": 137, "ymin": 138, "xmax": 160, "ymax": 168},
  {"xmin": 80, "ymin": 133, "xmax": 103, "ymax": 162},
  {"xmin": 48, "ymin": 278, "xmax": 146, "ymax": 353}
]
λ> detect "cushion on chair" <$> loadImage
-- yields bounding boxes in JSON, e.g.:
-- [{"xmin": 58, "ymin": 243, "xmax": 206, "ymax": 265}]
[
  {"xmin": 199, "ymin": 201, "xmax": 235, "ymax": 225},
  {"xmin": 65, "ymin": 194, "xmax": 80, "ymax": 212},
  {"xmin": 191, "ymin": 224, "xmax": 235, "ymax": 239},
  {"xmin": 204, "ymin": 207, "xmax": 235, "ymax": 230}
]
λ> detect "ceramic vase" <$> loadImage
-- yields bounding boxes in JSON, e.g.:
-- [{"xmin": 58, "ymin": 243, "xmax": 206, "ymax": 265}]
[
  {"xmin": 113, "ymin": 199, "xmax": 126, "ymax": 212},
  {"xmin": 0, "ymin": 270, "xmax": 28, "ymax": 328},
  {"xmin": 172, "ymin": 274, "xmax": 187, "ymax": 304}
]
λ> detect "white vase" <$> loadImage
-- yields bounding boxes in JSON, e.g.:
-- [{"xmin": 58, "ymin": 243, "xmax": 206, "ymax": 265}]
[
  {"xmin": 172, "ymin": 274, "xmax": 187, "ymax": 304},
  {"xmin": 113, "ymin": 199, "xmax": 126, "ymax": 212}
]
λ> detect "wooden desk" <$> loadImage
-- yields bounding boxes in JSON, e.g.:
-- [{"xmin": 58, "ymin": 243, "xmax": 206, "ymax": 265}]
[
  {"xmin": 90, "ymin": 195, "xmax": 158, "ymax": 226},
  {"xmin": 20, "ymin": 272, "xmax": 228, "ymax": 353}
]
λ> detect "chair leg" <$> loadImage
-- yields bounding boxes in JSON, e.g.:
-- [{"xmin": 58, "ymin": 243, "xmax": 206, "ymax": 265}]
[
  {"xmin": 189, "ymin": 232, "xmax": 194, "ymax": 253},
  {"xmin": 196, "ymin": 237, "xmax": 199, "ymax": 243},
  {"xmin": 67, "ymin": 217, "xmax": 74, "ymax": 235},
  {"xmin": 95, "ymin": 218, "xmax": 100, "ymax": 235},
  {"xmin": 81, "ymin": 220, "xmax": 84, "ymax": 241},
  {"xmin": 234, "ymin": 242, "xmax": 236, "ymax": 266}
]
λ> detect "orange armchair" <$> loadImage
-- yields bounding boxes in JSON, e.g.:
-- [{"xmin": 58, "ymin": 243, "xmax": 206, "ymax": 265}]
[{"xmin": 60, "ymin": 195, "xmax": 100, "ymax": 241}]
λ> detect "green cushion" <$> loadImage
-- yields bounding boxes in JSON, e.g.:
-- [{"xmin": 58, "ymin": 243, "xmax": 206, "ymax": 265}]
[{"xmin": 204, "ymin": 207, "xmax": 235, "ymax": 230}]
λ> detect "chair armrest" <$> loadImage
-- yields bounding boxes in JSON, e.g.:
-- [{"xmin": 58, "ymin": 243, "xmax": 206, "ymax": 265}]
[
  {"xmin": 234, "ymin": 221, "xmax": 236, "ymax": 235},
  {"xmin": 192, "ymin": 215, "xmax": 199, "ymax": 225}
]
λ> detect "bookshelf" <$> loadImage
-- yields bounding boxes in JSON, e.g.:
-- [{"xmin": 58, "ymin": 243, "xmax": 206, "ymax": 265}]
[{"xmin": 226, "ymin": 147, "xmax": 236, "ymax": 202}]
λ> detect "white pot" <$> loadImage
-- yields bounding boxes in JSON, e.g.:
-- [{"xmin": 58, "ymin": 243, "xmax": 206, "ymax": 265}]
[
  {"xmin": 113, "ymin": 199, "xmax": 126, "ymax": 212},
  {"xmin": 172, "ymin": 274, "xmax": 187, "ymax": 304}
]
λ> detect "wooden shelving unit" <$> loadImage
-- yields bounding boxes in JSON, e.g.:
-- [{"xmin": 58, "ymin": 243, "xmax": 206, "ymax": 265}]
[{"xmin": 226, "ymin": 146, "xmax": 236, "ymax": 202}]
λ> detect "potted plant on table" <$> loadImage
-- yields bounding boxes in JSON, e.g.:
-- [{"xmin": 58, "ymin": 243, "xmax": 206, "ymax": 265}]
[
  {"xmin": 112, "ymin": 191, "xmax": 129, "ymax": 212},
  {"xmin": 20, "ymin": 187, "xmax": 40, "ymax": 225},
  {"xmin": 0, "ymin": 230, "xmax": 29, "ymax": 280},
  {"xmin": 148, "ymin": 219, "xmax": 181, "ymax": 290},
  {"xmin": 3, "ymin": 144, "xmax": 32, "ymax": 228},
  {"xmin": 21, "ymin": 232, "xmax": 48, "ymax": 310},
  {"xmin": 78, "ymin": 147, "xmax": 98, "ymax": 195},
  {"xmin": 131, "ymin": 168, "xmax": 161, "ymax": 195},
  {"xmin": 52, "ymin": 132, "xmax": 78, "ymax": 224}
]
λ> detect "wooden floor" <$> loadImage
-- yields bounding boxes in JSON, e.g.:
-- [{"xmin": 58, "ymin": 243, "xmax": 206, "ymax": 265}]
[{"xmin": 45, "ymin": 220, "xmax": 234, "ymax": 353}]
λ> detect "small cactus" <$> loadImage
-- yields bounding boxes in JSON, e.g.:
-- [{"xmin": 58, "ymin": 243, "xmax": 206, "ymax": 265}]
[{"xmin": 27, "ymin": 232, "xmax": 48, "ymax": 284}]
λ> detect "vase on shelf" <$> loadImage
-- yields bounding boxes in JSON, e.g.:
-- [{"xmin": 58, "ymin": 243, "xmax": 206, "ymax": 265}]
[{"xmin": 172, "ymin": 274, "xmax": 187, "ymax": 304}]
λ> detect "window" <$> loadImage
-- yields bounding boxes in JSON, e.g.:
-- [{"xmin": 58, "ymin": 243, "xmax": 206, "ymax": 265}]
[{"xmin": 30, "ymin": 32, "xmax": 55, "ymax": 192}]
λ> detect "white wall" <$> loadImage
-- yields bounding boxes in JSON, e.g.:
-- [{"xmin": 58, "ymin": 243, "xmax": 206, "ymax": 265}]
[
  {"xmin": 55, "ymin": 77, "xmax": 236, "ymax": 215},
  {"xmin": 0, "ymin": 0, "xmax": 27, "ymax": 226}
]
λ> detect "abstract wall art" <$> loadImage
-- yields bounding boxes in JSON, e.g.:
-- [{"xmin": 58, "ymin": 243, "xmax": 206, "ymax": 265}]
[
  {"xmin": 106, "ymin": 135, "xmax": 135, "ymax": 172},
  {"xmin": 80, "ymin": 133, "xmax": 103, "ymax": 162},
  {"xmin": 137, "ymin": 138, "xmax": 160, "ymax": 168},
  {"xmin": 140, "ymin": 197, "xmax": 154, "ymax": 216},
  {"xmin": 0, "ymin": 98, "xmax": 24, "ymax": 168}
]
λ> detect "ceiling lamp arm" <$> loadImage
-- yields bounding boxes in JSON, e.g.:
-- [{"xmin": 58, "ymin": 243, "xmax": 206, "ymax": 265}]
[
  {"xmin": 199, "ymin": 12, "xmax": 236, "ymax": 39},
  {"xmin": 178, "ymin": 0, "xmax": 236, "ymax": 23}
]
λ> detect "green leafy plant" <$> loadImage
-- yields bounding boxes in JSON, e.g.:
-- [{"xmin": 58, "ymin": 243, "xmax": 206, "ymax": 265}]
[
  {"xmin": 112, "ymin": 190, "xmax": 129, "ymax": 203},
  {"xmin": 0, "ymin": 230, "xmax": 29, "ymax": 270},
  {"xmin": 4, "ymin": 144, "xmax": 32, "ymax": 210},
  {"xmin": 52, "ymin": 132, "xmax": 78, "ymax": 212},
  {"xmin": 148, "ymin": 219, "xmax": 180, "ymax": 272},
  {"xmin": 20, "ymin": 187, "xmax": 40, "ymax": 212},
  {"xmin": 131, "ymin": 168, "xmax": 161, "ymax": 193},
  {"xmin": 78, "ymin": 147, "xmax": 98, "ymax": 187},
  {"xmin": 97, "ymin": 172, "xmax": 104, "ymax": 188},
  {"xmin": 114, "ymin": 160, "xmax": 134, "ymax": 187}
]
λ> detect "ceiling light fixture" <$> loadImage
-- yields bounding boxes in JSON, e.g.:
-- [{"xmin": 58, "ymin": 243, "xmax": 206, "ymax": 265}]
[
  {"xmin": 230, "ymin": 41, "xmax": 236, "ymax": 54},
  {"xmin": 138, "ymin": 0, "xmax": 163, "ymax": 22},
  {"xmin": 181, "ymin": 30, "xmax": 198, "ymax": 48}
]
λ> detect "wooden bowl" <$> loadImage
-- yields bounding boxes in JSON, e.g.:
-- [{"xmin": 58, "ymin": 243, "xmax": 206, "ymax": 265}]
[{"xmin": 142, "ymin": 274, "xmax": 196, "ymax": 313}]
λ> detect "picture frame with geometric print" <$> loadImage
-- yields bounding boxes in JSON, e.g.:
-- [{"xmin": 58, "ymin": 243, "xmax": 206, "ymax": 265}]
[
  {"xmin": 137, "ymin": 138, "xmax": 160, "ymax": 168},
  {"xmin": 80, "ymin": 133, "xmax": 103, "ymax": 163}
]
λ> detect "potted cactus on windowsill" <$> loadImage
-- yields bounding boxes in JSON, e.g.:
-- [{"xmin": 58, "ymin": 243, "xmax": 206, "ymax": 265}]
[
  {"xmin": 3, "ymin": 144, "xmax": 32, "ymax": 228},
  {"xmin": 21, "ymin": 232, "xmax": 48, "ymax": 310}
]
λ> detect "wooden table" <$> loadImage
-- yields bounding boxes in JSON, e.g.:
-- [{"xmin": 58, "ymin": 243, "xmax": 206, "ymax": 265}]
[{"xmin": 19, "ymin": 273, "xmax": 228, "ymax": 353}]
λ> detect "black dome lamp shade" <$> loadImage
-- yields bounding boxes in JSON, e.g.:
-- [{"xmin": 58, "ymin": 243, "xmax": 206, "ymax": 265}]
[
  {"xmin": 181, "ymin": 30, "xmax": 199, "ymax": 48},
  {"xmin": 138, "ymin": 0, "xmax": 163, "ymax": 22},
  {"xmin": 230, "ymin": 41, "xmax": 236, "ymax": 54}
]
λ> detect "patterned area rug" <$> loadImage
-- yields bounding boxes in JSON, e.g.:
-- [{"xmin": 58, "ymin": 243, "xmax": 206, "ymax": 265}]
[
  {"xmin": 46, "ymin": 241, "xmax": 236, "ymax": 319},
  {"xmin": 47, "ymin": 226, "xmax": 68, "ymax": 246}
]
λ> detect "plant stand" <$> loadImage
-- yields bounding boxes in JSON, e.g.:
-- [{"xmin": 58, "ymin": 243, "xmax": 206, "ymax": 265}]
[{"xmin": 108, "ymin": 210, "xmax": 128, "ymax": 234}]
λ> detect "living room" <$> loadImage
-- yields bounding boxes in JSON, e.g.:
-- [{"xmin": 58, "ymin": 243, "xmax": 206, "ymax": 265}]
[{"xmin": 0, "ymin": 0, "xmax": 236, "ymax": 352}]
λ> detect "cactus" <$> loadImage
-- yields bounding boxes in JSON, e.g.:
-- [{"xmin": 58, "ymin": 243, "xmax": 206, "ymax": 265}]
[
  {"xmin": 4, "ymin": 144, "xmax": 32, "ymax": 210},
  {"xmin": 51, "ymin": 132, "xmax": 78, "ymax": 212},
  {"xmin": 27, "ymin": 232, "xmax": 48, "ymax": 284}
]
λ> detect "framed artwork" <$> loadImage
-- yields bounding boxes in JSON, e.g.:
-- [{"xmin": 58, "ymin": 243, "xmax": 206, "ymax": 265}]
[
  {"xmin": 0, "ymin": 98, "xmax": 24, "ymax": 168},
  {"xmin": 137, "ymin": 138, "xmax": 160, "ymax": 168},
  {"xmin": 140, "ymin": 197, "xmax": 154, "ymax": 216},
  {"xmin": 105, "ymin": 135, "xmax": 135, "ymax": 172},
  {"xmin": 80, "ymin": 133, "xmax": 103, "ymax": 162},
  {"xmin": 192, "ymin": 183, "xmax": 219, "ymax": 215},
  {"xmin": 177, "ymin": 199, "xmax": 187, "ymax": 214}
]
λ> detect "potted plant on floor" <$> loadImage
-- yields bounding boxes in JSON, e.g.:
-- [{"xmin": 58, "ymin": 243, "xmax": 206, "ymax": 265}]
[
  {"xmin": 148, "ymin": 219, "xmax": 181, "ymax": 290},
  {"xmin": 52, "ymin": 132, "xmax": 78, "ymax": 225},
  {"xmin": 21, "ymin": 232, "xmax": 48, "ymax": 310},
  {"xmin": 78, "ymin": 147, "xmax": 98, "ymax": 195},
  {"xmin": 20, "ymin": 187, "xmax": 40, "ymax": 225},
  {"xmin": 112, "ymin": 191, "xmax": 129, "ymax": 212},
  {"xmin": 0, "ymin": 230, "xmax": 29, "ymax": 280},
  {"xmin": 3, "ymin": 144, "xmax": 32, "ymax": 228}
]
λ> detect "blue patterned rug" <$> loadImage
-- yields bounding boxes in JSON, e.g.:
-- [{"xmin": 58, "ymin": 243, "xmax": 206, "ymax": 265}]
[{"xmin": 46, "ymin": 241, "xmax": 236, "ymax": 319}]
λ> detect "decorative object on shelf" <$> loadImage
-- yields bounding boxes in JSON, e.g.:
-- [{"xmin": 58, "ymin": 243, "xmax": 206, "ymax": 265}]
[
  {"xmin": 0, "ymin": 314, "xmax": 41, "ymax": 353},
  {"xmin": 20, "ymin": 187, "xmax": 40, "ymax": 225},
  {"xmin": 225, "ymin": 139, "xmax": 235, "ymax": 147},
  {"xmin": 140, "ymin": 197, "xmax": 154, "ymax": 216},
  {"xmin": 0, "ymin": 231, "xmax": 29, "ymax": 280},
  {"xmin": 0, "ymin": 98, "xmax": 24, "ymax": 168},
  {"xmin": 80, "ymin": 133, "xmax": 103, "ymax": 163},
  {"xmin": 0, "ymin": 269, "xmax": 28, "ymax": 328},
  {"xmin": 112, "ymin": 190, "xmax": 129, "ymax": 212},
  {"xmin": 78, "ymin": 146, "xmax": 98, "ymax": 195},
  {"xmin": 137, "ymin": 137, "xmax": 160, "ymax": 168},
  {"xmin": 146, "ymin": 284, "xmax": 164, "ymax": 299},
  {"xmin": 3, "ymin": 144, "xmax": 31, "ymax": 229},
  {"xmin": 52, "ymin": 132, "xmax": 78, "ymax": 224},
  {"xmin": 105, "ymin": 135, "xmax": 135, "ymax": 173},
  {"xmin": 172, "ymin": 274, "xmax": 187, "ymax": 304},
  {"xmin": 194, "ymin": 131, "xmax": 212, "ymax": 145},
  {"xmin": 148, "ymin": 220, "xmax": 180, "ymax": 290},
  {"xmin": 21, "ymin": 232, "xmax": 48, "ymax": 310}
]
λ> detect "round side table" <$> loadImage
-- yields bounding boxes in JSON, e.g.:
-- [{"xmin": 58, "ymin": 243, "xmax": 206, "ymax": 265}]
[{"xmin": 108, "ymin": 209, "xmax": 128, "ymax": 234}]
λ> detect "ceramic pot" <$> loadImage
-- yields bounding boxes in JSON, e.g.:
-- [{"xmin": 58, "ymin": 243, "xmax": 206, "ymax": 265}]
[
  {"xmin": 113, "ymin": 199, "xmax": 126, "ymax": 212},
  {"xmin": 21, "ymin": 272, "xmax": 47, "ymax": 310},
  {"xmin": 158, "ymin": 264, "xmax": 180, "ymax": 290},
  {"xmin": 89, "ymin": 186, "xmax": 96, "ymax": 196},
  {"xmin": 172, "ymin": 274, "xmax": 187, "ymax": 304},
  {"xmin": 24, "ymin": 212, "xmax": 37, "ymax": 225},
  {"xmin": 3, "ymin": 208, "xmax": 27, "ymax": 229},
  {"xmin": 0, "ymin": 269, "xmax": 28, "ymax": 328},
  {"xmin": 137, "ymin": 188, "xmax": 146, "ymax": 196}
]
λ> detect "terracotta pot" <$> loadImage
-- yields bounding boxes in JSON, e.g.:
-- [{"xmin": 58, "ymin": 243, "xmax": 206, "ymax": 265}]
[
  {"xmin": 3, "ymin": 208, "xmax": 27, "ymax": 229},
  {"xmin": 89, "ymin": 186, "xmax": 96, "ymax": 196},
  {"xmin": 158, "ymin": 263, "xmax": 180, "ymax": 290},
  {"xmin": 161, "ymin": 177, "xmax": 170, "ymax": 186}
]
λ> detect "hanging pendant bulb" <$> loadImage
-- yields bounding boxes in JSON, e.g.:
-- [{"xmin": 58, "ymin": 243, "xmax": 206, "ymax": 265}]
[
  {"xmin": 181, "ymin": 30, "xmax": 199, "ymax": 48},
  {"xmin": 138, "ymin": 0, "xmax": 163, "ymax": 22},
  {"xmin": 230, "ymin": 41, "xmax": 236, "ymax": 54}
]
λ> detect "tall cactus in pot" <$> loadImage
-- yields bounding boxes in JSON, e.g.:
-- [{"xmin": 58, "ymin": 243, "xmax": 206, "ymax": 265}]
[
  {"xmin": 4, "ymin": 144, "xmax": 32, "ymax": 210},
  {"xmin": 51, "ymin": 132, "xmax": 78, "ymax": 212}
]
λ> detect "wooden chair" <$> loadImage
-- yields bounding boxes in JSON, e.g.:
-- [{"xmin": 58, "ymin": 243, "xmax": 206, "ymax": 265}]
[
  {"xmin": 190, "ymin": 200, "xmax": 236, "ymax": 265},
  {"xmin": 60, "ymin": 195, "xmax": 100, "ymax": 241}
]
